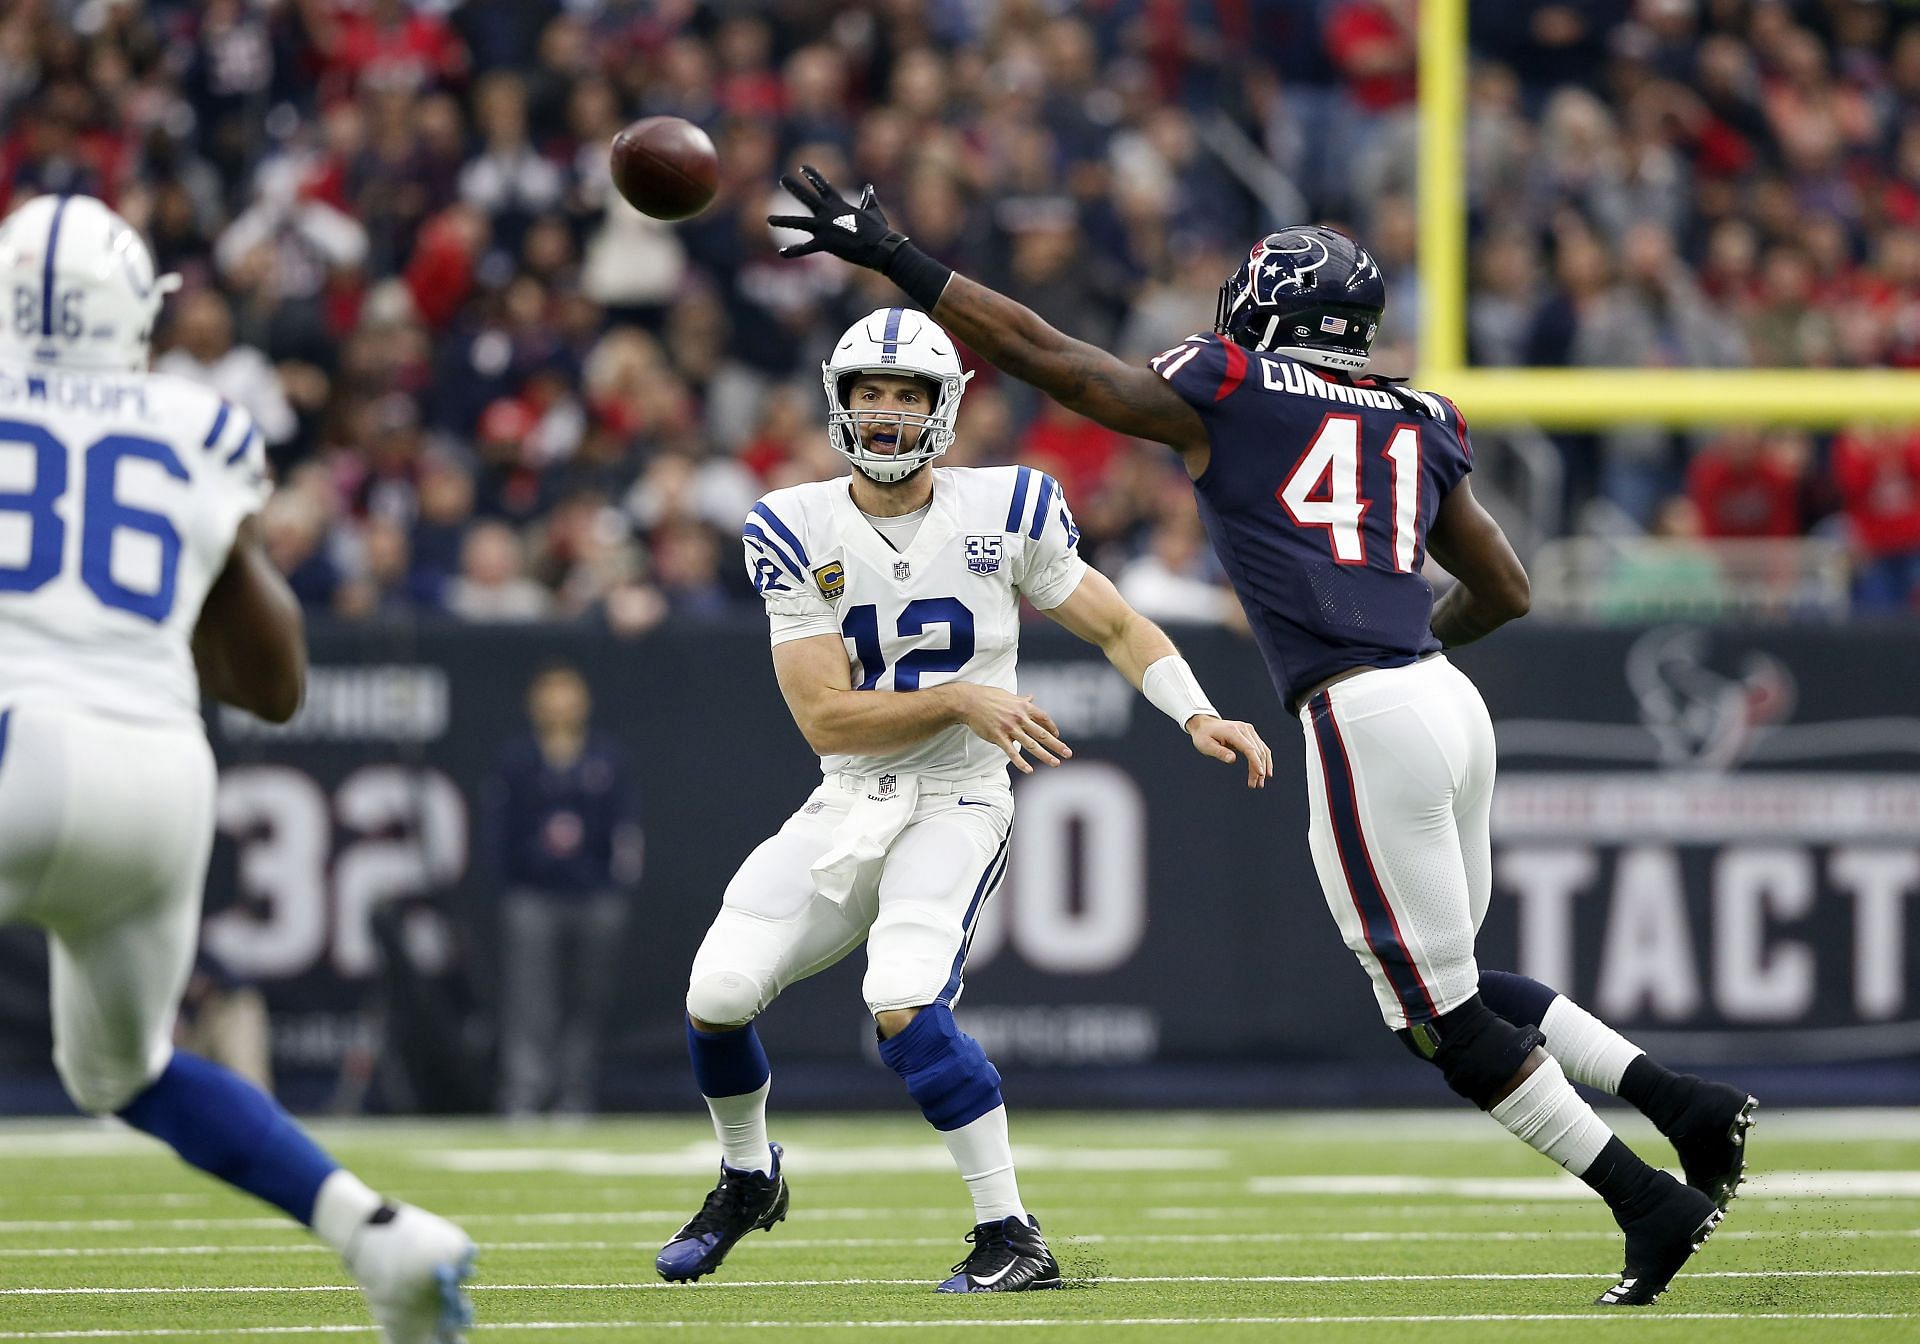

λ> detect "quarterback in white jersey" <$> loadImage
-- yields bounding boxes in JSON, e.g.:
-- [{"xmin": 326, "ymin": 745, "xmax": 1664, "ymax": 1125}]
[
  {"xmin": 0, "ymin": 195, "xmax": 473, "ymax": 1343},
  {"xmin": 657, "ymin": 307, "xmax": 1272, "ymax": 1292}
]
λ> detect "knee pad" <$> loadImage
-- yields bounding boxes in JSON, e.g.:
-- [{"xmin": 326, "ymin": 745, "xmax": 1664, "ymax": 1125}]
[
  {"xmin": 863, "ymin": 903, "xmax": 963, "ymax": 1014},
  {"xmin": 1395, "ymin": 994, "xmax": 1545, "ymax": 1110},
  {"xmin": 875, "ymin": 1003, "xmax": 1002, "ymax": 1131},
  {"xmin": 1477, "ymin": 969, "xmax": 1557, "ymax": 1028},
  {"xmin": 54, "ymin": 1040, "xmax": 165, "ymax": 1116},
  {"xmin": 685, "ymin": 971, "xmax": 764, "ymax": 1029}
]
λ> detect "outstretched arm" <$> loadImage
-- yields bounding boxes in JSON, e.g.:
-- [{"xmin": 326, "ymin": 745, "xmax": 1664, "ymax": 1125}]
[
  {"xmin": 770, "ymin": 166, "xmax": 1208, "ymax": 457},
  {"xmin": 1040, "ymin": 569, "xmax": 1272, "ymax": 788}
]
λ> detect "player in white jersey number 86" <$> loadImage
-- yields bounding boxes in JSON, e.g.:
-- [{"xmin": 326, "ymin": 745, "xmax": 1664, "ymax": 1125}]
[
  {"xmin": 655, "ymin": 306, "xmax": 1272, "ymax": 1293},
  {"xmin": 0, "ymin": 195, "xmax": 473, "ymax": 1344}
]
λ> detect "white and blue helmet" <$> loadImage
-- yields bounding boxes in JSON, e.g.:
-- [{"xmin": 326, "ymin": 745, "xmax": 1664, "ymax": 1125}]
[
  {"xmin": 0, "ymin": 194, "xmax": 181, "ymax": 372},
  {"xmin": 821, "ymin": 307, "xmax": 973, "ymax": 484}
]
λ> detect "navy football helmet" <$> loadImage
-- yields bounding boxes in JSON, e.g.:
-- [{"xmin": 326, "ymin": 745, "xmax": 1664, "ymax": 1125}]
[{"xmin": 1214, "ymin": 226, "xmax": 1385, "ymax": 372}]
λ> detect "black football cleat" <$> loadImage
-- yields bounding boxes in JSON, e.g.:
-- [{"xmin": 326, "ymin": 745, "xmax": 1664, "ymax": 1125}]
[
  {"xmin": 1665, "ymin": 1084, "xmax": 1758, "ymax": 1212},
  {"xmin": 936, "ymin": 1214, "xmax": 1062, "ymax": 1293},
  {"xmin": 1596, "ymin": 1172, "xmax": 1723, "ymax": 1307},
  {"xmin": 655, "ymin": 1142, "xmax": 789, "ymax": 1283}
]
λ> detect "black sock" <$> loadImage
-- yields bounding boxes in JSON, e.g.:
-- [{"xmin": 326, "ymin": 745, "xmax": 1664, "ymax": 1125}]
[
  {"xmin": 1580, "ymin": 1135, "xmax": 1661, "ymax": 1210},
  {"xmin": 1618, "ymin": 1055, "xmax": 1693, "ymax": 1134}
]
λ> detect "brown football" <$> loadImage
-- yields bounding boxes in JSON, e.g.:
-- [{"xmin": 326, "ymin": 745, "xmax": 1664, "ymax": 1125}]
[{"xmin": 609, "ymin": 116, "xmax": 719, "ymax": 221}]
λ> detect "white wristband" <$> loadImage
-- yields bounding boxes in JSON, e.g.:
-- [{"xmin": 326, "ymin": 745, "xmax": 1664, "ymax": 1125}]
[{"xmin": 1141, "ymin": 654, "xmax": 1219, "ymax": 730}]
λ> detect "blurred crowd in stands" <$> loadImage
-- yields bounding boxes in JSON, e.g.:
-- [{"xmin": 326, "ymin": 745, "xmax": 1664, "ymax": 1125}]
[{"xmin": 4, "ymin": 0, "xmax": 1919, "ymax": 621}]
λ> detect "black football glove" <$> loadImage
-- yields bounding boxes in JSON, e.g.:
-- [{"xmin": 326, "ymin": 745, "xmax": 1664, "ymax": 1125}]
[{"xmin": 768, "ymin": 165, "xmax": 909, "ymax": 270}]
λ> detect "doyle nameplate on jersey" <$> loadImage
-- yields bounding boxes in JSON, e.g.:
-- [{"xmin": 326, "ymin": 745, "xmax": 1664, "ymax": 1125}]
[
  {"xmin": 813, "ymin": 561, "xmax": 845, "ymax": 600},
  {"xmin": 965, "ymin": 535, "xmax": 1002, "ymax": 575}
]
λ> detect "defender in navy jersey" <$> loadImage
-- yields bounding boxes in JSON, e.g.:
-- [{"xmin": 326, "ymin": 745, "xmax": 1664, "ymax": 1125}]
[{"xmin": 772, "ymin": 170, "xmax": 1760, "ymax": 1308}]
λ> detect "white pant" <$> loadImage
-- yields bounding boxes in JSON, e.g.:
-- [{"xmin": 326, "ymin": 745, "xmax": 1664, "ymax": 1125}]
[
  {"xmin": 687, "ymin": 774, "xmax": 1013, "ymax": 1024},
  {"xmin": 1297, "ymin": 655, "xmax": 1495, "ymax": 1030},
  {"xmin": 0, "ymin": 703, "xmax": 216, "ymax": 1112}
]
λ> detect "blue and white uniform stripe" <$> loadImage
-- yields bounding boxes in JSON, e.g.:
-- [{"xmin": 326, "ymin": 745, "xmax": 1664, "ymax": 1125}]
[
  {"xmin": 934, "ymin": 830, "xmax": 1012, "ymax": 1007},
  {"xmin": 1004, "ymin": 466, "xmax": 1060, "ymax": 540},
  {"xmin": 41, "ymin": 195, "xmax": 71, "ymax": 340},
  {"xmin": 743, "ymin": 502, "xmax": 810, "ymax": 582},
  {"xmin": 879, "ymin": 307, "xmax": 904, "ymax": 364}
]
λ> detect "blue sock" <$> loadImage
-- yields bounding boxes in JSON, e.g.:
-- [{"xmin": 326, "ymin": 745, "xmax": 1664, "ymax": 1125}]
[
  {"xmin": 1477, "ymin": 970, "xmax": 1559, "ymax": 1028},
  {"xmin": 877, "ymin": 1004, "xmax": 1002, "ymax": 1132},
  {"xmin": 117, "ymin": 1053, "xmax": 338, "ymax": 1225},
  {"xmin": 687, "ymin": 1017, "xmax": 770, "ymax": 1098}
]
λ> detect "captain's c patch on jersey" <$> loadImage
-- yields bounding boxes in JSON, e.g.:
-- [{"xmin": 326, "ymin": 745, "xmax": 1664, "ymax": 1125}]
[
  {"xmin": 965, "ymin": 535, "xmax": 1001, "ymax": 574},
  {"xmin": 812, "ymin": 560, "xmax": 845, "ymax": 599}
]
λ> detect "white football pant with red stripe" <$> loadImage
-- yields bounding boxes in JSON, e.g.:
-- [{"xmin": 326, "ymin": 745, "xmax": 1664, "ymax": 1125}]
[{"xmin": 1297, "ymin": 654, "xmax": 1496, "ymax": 1031}]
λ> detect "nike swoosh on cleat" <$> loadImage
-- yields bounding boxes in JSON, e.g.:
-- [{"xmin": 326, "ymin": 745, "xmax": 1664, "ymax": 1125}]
[{"xmin": 969, "ymin": 1262, "xmax": 1021, "ymax": 1288}]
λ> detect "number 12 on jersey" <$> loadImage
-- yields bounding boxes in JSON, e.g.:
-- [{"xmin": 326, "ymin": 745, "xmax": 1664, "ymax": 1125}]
[{"xmin": 1277, "ymin": 414, "xmax": 1422, "ymax": 573}]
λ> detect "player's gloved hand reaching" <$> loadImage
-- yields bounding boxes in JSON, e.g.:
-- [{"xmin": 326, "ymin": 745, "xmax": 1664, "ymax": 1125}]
[
  {"xmin": 769, "ymin": 166, "xmax": 908, "ymax": 269},
  {"xmin": 1188, "ymin": 716, "xmax": 1274, "ymax": 789}
]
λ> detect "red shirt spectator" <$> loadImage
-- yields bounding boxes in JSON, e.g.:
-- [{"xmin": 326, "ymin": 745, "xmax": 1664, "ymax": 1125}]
[
  {"xmin": 1325, "ymin": 2, "xmax": 1417, "ymax": 113},
  {"xmin": 1830, "ymin": 427, "xmax": 1920, "ymax": 556},
  {"xmin": 1017, "ymin": 400, "xmax": 1124, "ymax": 503},
  {"xmin": 1687, "ymin": 430, "xmax": 1805, "ymax": 538}
]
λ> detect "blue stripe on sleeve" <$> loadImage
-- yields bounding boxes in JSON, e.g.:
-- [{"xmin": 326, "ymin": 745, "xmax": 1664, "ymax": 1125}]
[
  {"xmin": 1005, "ymin": 465, "xmax": 1032, "ymax": 532},
  {"xmin": 1028, "ymin": 474, "xmax": 1058, "ymax": 540},
  {"xmin": 742, "ymin": 523, "xmax": 805, "ymax": 580},
  {"xmin": 202, "ymin": 403, "xmax": 231, "ymax": 450},
  {"xmin": 750, "ymin": 503, "xmax": 810, "ymax": 568}
]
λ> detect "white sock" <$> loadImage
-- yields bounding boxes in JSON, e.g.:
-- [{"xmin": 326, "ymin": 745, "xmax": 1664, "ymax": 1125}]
[
  {"xmin": 1488, "ymin": 1055, "xmax": 1614, "ymax": 1177},
  {"xmin": 939, "ymin": 1105, "xmax": 1026, "ymax": 1224},
  {"xmin": 706, "ymin": 1079, "xmax": 773, "ymax": 1173},
  {"xmin": 1541, "ymin": 995, "xmax": 1645, "ymax": 1094},
  {"xmin": 311, "ymin": 1169, "xmax": 384, "ymax": 1255}
]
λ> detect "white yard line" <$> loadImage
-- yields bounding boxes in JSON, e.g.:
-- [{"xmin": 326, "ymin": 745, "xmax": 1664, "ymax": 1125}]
[
  {"xmin": 6, "ymin": 1269, "xmax": 1918, "ymax": 1296},
  {"xmin": 5, "ymin": 1224, "xmax": 1919, "ymax": 1258},
  {"xmin": 0, "ymin": 1312, "xmax": 1916, "ymax": 1339}
]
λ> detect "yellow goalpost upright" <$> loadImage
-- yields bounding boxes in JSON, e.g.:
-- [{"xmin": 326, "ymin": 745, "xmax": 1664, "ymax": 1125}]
[{"xmin": 1414, "ymin": 0, "xmax": 1920, "ymax": 429}]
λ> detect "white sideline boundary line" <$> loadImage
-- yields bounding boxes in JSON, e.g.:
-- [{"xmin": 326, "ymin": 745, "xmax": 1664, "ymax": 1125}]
[
  {"xmin": 6, "ymin": 1269, "xmax": 1918, "ymax": 1296},
  {"xmin": 5, "ymin": 1225, "xmax": 1920, "ymax": 1258},
  {"xmin": 0, "ymin": 1312, "xmax": 1915, "ymax": 1339}
]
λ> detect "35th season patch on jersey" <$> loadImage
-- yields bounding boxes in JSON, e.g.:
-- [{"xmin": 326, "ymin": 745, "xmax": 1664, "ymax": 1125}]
[{"xmin": 965, "ymin": 535, "xmax": 1001, "ymax": 574}]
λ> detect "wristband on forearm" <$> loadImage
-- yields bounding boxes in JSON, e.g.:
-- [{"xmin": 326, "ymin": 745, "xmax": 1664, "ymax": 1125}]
[
  {"xmin": 884, "ymin": 239, "xmax": 955, "ymax": 311},
  {"xmin": 1141, "ymin": 654, "xmax": 1219, "ymax": 730}
]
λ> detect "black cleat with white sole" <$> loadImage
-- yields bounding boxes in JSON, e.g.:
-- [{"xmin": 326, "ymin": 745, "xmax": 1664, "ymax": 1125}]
[
  {"xmin": 1666, "ymin": 1085, "xmax": 1758, "ymax": 1212},
  {"xmin": 936, "ymin": 1214, "xmax": 1061, "ymax": 1293},
  {"xmin": 1597, "ymin": 1172, "xmax": 1723, "ymax": 1307},
  {"xmin": 655, "ymin": 1142, "xmax": 789, "ymax": 1283}
]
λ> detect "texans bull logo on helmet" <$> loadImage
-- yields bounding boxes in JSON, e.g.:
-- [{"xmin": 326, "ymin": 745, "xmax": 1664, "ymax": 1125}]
[{"xmin": 1248, "ymin": 234, "xmax": 1331, "ymax": 301}]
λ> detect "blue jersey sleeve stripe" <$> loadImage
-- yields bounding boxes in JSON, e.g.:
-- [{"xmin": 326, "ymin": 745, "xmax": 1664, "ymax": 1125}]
[
  {"xmin": 202, "ymin": 403, "xmax": 231, "ymax": 450},
  {"xmin": 751, "ymin": 503, "xmax": 811, "ymax": 568},
  {"xmin": 1028, "ymin": 474, "xmax": 1058, "ymax": 540},
  {"xmin": 224, "ymin": 425, "xmax": 260, "ymax": 467},
  {"xmin": 1006, "ymin": 466, "xmax": 1032, "ymax": 531},
  {"xmin": 742, "ymin": 523, "xmax": 805, "ymax": 580}
]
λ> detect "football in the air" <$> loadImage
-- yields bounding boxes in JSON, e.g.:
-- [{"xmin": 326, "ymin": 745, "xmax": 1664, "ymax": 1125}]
[{"xmin": 609, "ymin": 116, "xmax": 719, "ymax": 221}]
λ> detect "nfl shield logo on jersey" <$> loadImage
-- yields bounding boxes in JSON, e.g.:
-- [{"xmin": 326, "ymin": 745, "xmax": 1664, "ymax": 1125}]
[
  {"xmin": 965, "ymin": 535, "xmax": 1002, "ymax": 574},
  {"xmin": 893, "ymin": 559, "xmax": 912, "ymax": 582},
  {"xmin": 877, "ymin": 773, "xmax": 898, "ymax": 798}
]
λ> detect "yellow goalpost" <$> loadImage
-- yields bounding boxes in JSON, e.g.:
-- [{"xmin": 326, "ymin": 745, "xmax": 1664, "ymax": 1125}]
[{"xmin": 1414, "ymin": 0, "xmax": 1920, "ymax": 428}]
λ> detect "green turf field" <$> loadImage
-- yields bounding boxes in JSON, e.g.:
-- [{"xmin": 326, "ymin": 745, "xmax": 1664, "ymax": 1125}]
[{"xmin": 0, "ymin": 1108, "xmax": 1914, "ymax": 1342}]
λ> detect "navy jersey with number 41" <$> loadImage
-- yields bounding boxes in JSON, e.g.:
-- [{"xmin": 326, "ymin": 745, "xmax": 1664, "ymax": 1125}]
[{"xmin": 1151, "ymin": 333, "xmax": 1474, "ymax": 709}]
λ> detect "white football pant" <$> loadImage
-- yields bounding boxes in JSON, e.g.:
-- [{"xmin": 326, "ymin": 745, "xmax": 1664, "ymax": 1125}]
[
  {"xmin": 0, "ymin": 703, "xmax": 215, "ymax": 1112},
  {"xmin": 1298, "ymin": 655, "xmax": 1496, "ymax": 1030},
  {"xmin": 687, "ymin": 774, "xmax": 1012, "ymax": 1025}
]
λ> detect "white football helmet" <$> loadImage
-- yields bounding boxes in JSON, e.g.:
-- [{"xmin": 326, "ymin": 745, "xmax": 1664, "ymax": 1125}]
[
  {"xmin": 0, "ymin": 193, "xmax": 181, "ymax": 372},
  {"xmin": 821, "ymin": 307, "xmax": 973, "ymax": 484}
]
